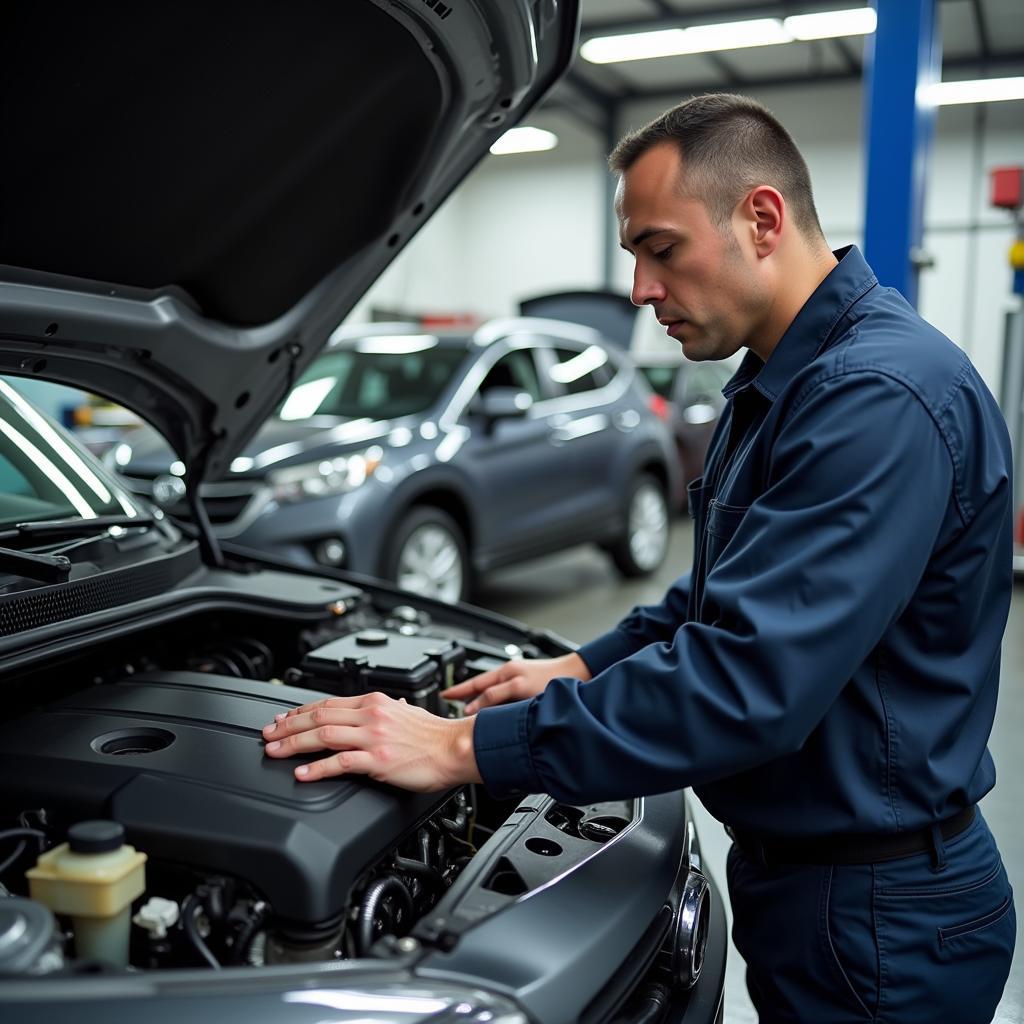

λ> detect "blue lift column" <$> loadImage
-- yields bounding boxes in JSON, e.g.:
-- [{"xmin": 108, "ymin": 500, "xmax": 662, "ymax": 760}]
[{"xmin": 863, "ymin": 0, "xmax": 940, "ymax": 308}]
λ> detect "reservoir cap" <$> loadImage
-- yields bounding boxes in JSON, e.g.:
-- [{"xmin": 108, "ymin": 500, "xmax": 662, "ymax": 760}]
[{"xmin": 68, "ymin": 820, "xmax": 125, "ymax": 854}]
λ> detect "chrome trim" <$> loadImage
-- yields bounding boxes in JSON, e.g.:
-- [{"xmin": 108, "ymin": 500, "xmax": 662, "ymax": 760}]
[{"xmin": 673, "ymin": 869, "xmax": 711, "ymax": 989}]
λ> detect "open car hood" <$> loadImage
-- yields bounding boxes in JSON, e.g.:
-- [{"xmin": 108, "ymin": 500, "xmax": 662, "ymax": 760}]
[{"xmin": 0, "ymin": 0, "xmax": 579, "ymax": 483}]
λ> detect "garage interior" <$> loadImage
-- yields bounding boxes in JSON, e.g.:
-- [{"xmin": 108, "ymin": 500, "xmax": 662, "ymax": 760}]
[
  {"xmin": 367, "ymin": 2, "xmax": 1024, "ymax": 1020},
  {"xmin": 3, "ymin": 0, "xmax": 1023, "ymax": 1020}
]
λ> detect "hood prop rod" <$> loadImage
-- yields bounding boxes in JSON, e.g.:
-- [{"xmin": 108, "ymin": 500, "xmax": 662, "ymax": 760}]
[{"xmin": 186, "ymin": 476, "xmax": 224, "ymax": 568}]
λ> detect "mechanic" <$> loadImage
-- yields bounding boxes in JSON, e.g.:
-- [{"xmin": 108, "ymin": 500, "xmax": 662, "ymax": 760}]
[{"xmin": 263, "ymin": 94, "xmax": 1016, "ymax": 1022}]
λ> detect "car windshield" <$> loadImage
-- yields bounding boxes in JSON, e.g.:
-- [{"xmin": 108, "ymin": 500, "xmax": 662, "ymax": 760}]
[
  {"xmin": 276, "ymin": 341, "xmax": 468, "ymax": 421},
  {"xmin": 0, "ymin": 379, "xmax": 146, "ymax": 526}
]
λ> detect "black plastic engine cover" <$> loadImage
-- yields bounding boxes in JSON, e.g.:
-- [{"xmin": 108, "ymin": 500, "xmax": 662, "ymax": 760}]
[{"xmin": 0, "ymin": 671, "xmax": 451, "ymax": 923}]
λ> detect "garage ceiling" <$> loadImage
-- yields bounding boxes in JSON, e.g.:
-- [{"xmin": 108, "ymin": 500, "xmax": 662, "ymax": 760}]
[{"xmin": 544, "ymin": 0, "xmax": 1024, "ymax": 127}]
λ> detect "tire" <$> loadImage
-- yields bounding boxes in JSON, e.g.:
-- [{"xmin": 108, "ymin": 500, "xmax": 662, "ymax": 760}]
[
  {"xmin": 609, "ymin": 473, "xmax": 670, "ymax": 577},
  {"xmin": 382, "ymin": 506, "xmax": 470, "ymax": 603}
]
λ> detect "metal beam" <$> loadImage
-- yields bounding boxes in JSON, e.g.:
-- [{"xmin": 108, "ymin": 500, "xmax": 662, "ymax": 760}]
[
  {"xmin": 970, "ymin": 0, "xmax": 993, "ymax": 62},
  {"xmin": 562, "ymin": 69, "xmax": 619, "ymax": 116},
  {"xmin": 537, "ymin": 94, "xmax": 608, "ymax": 134},
  {"xmin": 705, "ymin": 52, "xmax": 746, "ymax": 85},
  {"xmin": 863, "ymin": 0, "xmax": 940, "ymax": 307},
  {"xmin": 831, "ymin": 36, "xmax": 861, "ymax": 74}
]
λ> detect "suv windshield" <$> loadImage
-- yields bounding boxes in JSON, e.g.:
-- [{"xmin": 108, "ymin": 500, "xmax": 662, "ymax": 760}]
[
  {"xmin": 277, "ymin": 342, "xmax": 468, "ymax": 421},
  {"xmin": 0, "ymin": 379, "xmax": 145, "ymax": 526}
]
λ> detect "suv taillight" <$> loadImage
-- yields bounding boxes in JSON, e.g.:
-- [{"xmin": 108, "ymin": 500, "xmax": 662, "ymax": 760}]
[{"xmin": 649, "ymin": 394, "xmax": 670, "ymax": 421}]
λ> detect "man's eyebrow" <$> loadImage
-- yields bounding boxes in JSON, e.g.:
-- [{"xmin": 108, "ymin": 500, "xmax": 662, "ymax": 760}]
[{"xmin": 620, "ymin": 225, "xmax": 674, "ymax": 252}]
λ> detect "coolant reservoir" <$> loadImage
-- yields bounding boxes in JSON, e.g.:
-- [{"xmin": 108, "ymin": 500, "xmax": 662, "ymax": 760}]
[{"xmin": 26, "ymin": 820, "xmax": 146, "ymax": 967}]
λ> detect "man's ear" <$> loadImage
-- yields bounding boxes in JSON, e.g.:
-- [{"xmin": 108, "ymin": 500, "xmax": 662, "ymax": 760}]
[{"xmin": 740, "ymin": 186, "xmax": 784, "ymax": 258}]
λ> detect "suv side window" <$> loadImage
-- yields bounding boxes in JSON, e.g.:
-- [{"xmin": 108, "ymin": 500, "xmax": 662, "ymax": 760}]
[
  {"xmin": 549, "ymin": 345, "xmax": 614, "ymax": 396},
  {"xmin": 679, "ymin": 363, "xmax": 730, "ymax": 407},
  {"xmin": 479, "ymin": 348, "xmax": 543, "ymax": 402}
]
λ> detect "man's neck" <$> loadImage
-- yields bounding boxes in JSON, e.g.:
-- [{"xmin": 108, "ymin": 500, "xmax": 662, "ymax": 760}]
[{"xmin": 747, "ymin": 246, "xmax": 838, "ymax": 363}]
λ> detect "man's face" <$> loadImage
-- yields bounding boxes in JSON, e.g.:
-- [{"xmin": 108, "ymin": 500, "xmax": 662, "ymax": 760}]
[{"xmin": 617, "ymin": 142, "xmax": 767, "ymax": 362}]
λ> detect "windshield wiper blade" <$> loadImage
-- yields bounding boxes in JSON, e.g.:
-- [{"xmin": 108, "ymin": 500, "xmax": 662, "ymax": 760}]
[
  {"xmin": 0, "ymin": 514, "xmax": 155, "ymax": 544},
  {"xmin": 0, "ymin": 546, "xmax": 71, "ymax": 583}
]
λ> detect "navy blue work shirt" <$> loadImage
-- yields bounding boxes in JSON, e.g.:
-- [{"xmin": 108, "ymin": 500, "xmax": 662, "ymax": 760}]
[{"xmin": 473, "ymin": 245, "xmax": 1013, "ymax": 836}]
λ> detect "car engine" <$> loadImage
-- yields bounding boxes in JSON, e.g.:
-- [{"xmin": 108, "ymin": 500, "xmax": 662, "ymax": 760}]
[{"xmin": 0, "ymin": 566, "xmax": 614, "ymax": 974}]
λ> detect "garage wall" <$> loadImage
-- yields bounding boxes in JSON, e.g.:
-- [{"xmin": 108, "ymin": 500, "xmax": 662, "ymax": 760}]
[
  {"xmin": 355, "ymin": 81, "xmax": 1022, "ymax": 397},
  {"xmin": 349, "ymin": 112, "xmax": 607, "ymax": 324}
]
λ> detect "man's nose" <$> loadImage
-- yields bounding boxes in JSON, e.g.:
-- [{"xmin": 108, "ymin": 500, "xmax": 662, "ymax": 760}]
[{"xmin": 630, "ymin": 268, "xmax": 667, "ymax": 308}]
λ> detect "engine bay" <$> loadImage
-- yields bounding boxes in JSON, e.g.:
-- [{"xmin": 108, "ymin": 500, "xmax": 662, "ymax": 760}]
[{"xmin": 0, "ymin": 564, "xmax": 636, "ymax": 976}]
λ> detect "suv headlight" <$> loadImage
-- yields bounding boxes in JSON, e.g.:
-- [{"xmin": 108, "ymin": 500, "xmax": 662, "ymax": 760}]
[{"xmin": 269, "ymin": 446, "xmax": 383, "ymax": 504}]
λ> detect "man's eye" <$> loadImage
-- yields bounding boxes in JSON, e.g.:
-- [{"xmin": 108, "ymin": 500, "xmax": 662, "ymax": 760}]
[{"xmin": 654, "ymin": 246, "xmax": 674, "ymax": 261}]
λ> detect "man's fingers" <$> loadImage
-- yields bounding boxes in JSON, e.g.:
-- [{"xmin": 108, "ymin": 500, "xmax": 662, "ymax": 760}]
[
  {"xmin": 273, "ymin": 692, "xmax": 386, "ymax": 725},
  {"xmin": 464, "ymin": 679, "xmax": 523, "ymax": 714},
  {"xmin": 264, "ymin": 723, "xmax": 362, "ymax": 757},
  {"xmin": 295, "ymin": 749, "xmax": 377, "ymax": 782},
  {"xmin": 263, "ymin": 706, "xmax": 363, "ymax": 741},
  {"xmin": 442, "ymin": 666, "xmax": 507, "ymax": 700}
]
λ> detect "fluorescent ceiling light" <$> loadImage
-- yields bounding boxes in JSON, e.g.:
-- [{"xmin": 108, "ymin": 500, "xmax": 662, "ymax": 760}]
[
  {"xmin": 921, "ymin": 77, "xmax": 1024, "ymax": 105},
  {"xmin": 784, "ymin": 7, "xmax": 876, "ymax": 40},
  {"xmin": 581, "ymin": 7, "xmax": 876, "ymax": 64},
  {"xmin": 490, "ymin": 127, "xmax": 558, "ymax": 155},
  {"xmin": 355, "ymin": 335, "xmax": 438, "ymax": 354},
  {"xmin": 582, "ymin": 19, "xmax": 789, "ymax": 63}
]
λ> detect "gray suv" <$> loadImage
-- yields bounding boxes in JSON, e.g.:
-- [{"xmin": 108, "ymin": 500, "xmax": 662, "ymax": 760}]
[{"xmin": 113, "ymin": 318, "xmax": 678, "ymax": 602}]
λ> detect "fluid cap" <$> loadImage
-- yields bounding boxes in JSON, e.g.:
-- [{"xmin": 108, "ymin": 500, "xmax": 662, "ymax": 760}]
[
  {"xmin": 355, "ymin": 630, "xmax": 389, "ymax": 647},
  {"xmin": 68, "ymin": 820, "xmax": 125, "ymax": 854}
]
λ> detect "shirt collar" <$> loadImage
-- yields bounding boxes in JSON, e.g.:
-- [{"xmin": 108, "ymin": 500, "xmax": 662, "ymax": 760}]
[{"xmin": 723, "ymin": 245, "xmax": 878, "ymax": 403}]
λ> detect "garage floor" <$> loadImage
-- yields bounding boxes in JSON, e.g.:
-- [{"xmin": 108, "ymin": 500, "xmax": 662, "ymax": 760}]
[{"xmin": 478, "ymin": 520, "xmax": 1023, "ymax": 1024}]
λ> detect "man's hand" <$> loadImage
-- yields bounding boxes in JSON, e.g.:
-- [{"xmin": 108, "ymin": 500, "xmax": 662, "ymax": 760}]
[
  {"xmin": 442, "ymin": 652, "xmax": 592, "ymax": 714},
  {"xmin": 262, "ymin": 692, "xmax": 482, "ymax": 790}
]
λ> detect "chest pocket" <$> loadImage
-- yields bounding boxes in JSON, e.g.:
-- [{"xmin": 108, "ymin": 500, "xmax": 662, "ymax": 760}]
[{"xmin": 705, "ymin": 499, "xmax": 750, "ymax": 572}]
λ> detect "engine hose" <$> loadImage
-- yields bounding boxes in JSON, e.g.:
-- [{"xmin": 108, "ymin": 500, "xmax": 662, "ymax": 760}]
[
  {"xmin": 440, "ymin": 793, "xmax": 468, "ymax": 834},
  {"xmin": 0, "ymin": 827, "xmax": 46, "ymax": 877},
  {"xmin": 393, "ymin": 854, "xmax": 443, "ymax": 893},
  {"xmin": 418, "ymin": 828, "xmax": 433, "ymax": 867},
  {"xmin": 182, "ymin": 894, "xmax": 221, "ymax": 970},
  {"xmin": 229, "ymin": 901, "xmax": 267, "ymax": 965},
  {"xmin": 621, "ymin": 982, "xmax": 671, "ymax": 1024},
  {"xmin": 356, "ymin": 876, "xmax": 413, "ymax": 956}
]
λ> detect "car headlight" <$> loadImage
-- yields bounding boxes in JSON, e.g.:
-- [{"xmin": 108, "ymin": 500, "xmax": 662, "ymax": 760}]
[{"xmin": 269, "ymin": 446, "xmax": 383, "ymax": 504}]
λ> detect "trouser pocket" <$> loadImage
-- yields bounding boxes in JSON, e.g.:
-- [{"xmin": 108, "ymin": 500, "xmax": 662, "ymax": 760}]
[{"xmin": 872, "ymin": 814, "xmax": 1016, "ymax": 1023}]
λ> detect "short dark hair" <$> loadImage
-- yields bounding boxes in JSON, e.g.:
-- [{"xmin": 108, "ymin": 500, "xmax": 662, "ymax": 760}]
[{"xmin": 610, "ymin": 93, "xmax": 824, "ymax": 240}]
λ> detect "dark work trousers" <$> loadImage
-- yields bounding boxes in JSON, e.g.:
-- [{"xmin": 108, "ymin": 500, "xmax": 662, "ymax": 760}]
[{"xmin": 725, "ymin": 810, "xmax": 1015, "ymax": 1023}]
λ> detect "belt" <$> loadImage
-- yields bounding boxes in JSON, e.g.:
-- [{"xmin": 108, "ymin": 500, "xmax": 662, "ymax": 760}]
[{"xmin": 726, "ymin": 805, "xmax": 976, "ymax": 866}]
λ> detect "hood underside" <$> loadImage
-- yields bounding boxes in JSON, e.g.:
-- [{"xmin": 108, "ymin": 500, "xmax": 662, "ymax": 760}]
[{"xmin": 0, "ymin": 0, "xmax": 580, "ymax": 481}]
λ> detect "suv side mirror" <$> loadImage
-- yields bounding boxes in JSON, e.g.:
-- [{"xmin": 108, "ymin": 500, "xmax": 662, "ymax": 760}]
[{"xmin": 472, "ymin": 388, "xmax": 534, "ymax": 422}]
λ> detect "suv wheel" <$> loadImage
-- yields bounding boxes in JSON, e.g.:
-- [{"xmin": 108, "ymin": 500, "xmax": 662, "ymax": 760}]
[
  {"xmin": 384, "ymin": 507, "xmax": 469, "ymax": 603},
  {"xmin": 609, "ymin": 473, "xmax": 669, "ymax": 577}
]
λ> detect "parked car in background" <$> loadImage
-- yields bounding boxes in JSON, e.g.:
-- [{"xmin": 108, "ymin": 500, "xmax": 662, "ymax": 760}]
[
  {"xmin": 632, "ymin": 356, "xmax": 733, "ymax": 493},
  {"xmin": 110, "ymin": 318, "xmax": 679, "ymax": 602}
]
